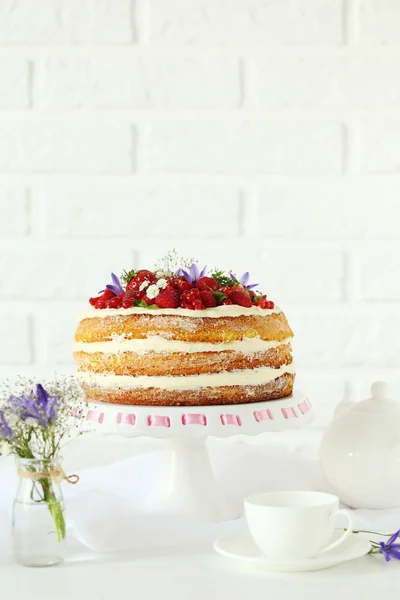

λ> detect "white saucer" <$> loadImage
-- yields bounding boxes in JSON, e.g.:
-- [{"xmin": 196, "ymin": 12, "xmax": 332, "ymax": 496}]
[{"xmin": 214, "ymin": 530, "xmax": 371, "ymax": 572}]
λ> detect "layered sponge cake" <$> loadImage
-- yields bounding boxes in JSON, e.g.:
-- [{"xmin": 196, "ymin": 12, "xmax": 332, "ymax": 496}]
[{"xmin": 74, "ymin": 261, "xmax": 295, "ymax": 406}]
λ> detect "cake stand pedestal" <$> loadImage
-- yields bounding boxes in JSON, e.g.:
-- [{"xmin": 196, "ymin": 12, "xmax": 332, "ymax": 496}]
[{"xmin": 80, "ymin": 390, "xmax": 312, "ymax": 521}]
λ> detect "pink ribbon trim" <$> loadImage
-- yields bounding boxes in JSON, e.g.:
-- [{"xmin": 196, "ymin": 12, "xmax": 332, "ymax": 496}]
[
  {"xmin": 281, "ymin": 407, "xmax": 297, "ymax": 419},
  {"xmin": 182, "ymin": 414, "xmax": 207, "ymax": 426},
  {"xmin": 220, "ymin": 414, "xmax": 242, "ymax": 426},
  {"xmin": 117, "ymin": 412, "xmax": 136, "ymax": 425},
  {"xmin": 86, "ymin": 410, "xmax": 104, "ymax": 424},
  {"xmin": 148, "ymin": 415, "xmax": 171, "ymax": 428},
  {"xmin": 298, "ymin": 401, "xmax": 309, "ymax": 415},
  {"xmin": 253, "ymin": 409, "xmax": 273, "ymax": 422}
]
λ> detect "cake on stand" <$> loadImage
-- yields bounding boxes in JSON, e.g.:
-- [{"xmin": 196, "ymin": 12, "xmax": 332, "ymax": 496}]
[{"xmin": 78, "ymin": 391, "xmax": 313, "ymax": 521}]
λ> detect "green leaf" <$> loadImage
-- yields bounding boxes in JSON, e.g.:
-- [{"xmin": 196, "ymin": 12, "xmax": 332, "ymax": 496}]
[
  {"xmin": 133, "ymin": 299, "xmax": 158, "ymax": 309},
  {"xmin": 213, "ymin": 291, "xmax": 227, "ymax": 305},
  {"xmin": 211, "ymin": 270, "xmax": 238, "ymax": 287},
  {"xmin": 121, "ymin": 269, "xmax": 137, "ymax": 284}
]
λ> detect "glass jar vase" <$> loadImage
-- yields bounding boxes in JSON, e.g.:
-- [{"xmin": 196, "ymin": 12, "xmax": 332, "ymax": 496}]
[{"xmin": 12, "ymin": 457, "xmax": 66, "ymax": 567}]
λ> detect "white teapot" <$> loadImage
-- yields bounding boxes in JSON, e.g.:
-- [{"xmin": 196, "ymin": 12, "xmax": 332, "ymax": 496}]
[{"xmin": 319, "ymin": 381, "xmax": 400, "ymax": 509}]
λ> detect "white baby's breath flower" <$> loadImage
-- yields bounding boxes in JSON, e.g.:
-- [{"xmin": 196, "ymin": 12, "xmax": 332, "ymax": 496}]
[
  {"xmin": 157, "ymin": 278, "xmax": 167, "ymax": 289},
  {"xmin": 7, "ymin": 414, "xmax": 18, "ymax": 426},
  {"xmin": 0, "ymin": 440, "xmax": 11, "ymax": 456},
  {"xmin": 139, "ymin": 280, "xmax": 149, "ymax": 291},
  {"xmin": 146, "ymin": 284, "xmax": 160, "ymax": 299},
  {"xmin": 25, "ymin": 417, "xmax": 37, "ymax": 427}
]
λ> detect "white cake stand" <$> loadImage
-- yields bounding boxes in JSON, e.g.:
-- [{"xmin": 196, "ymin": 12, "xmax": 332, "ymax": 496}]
[{"xmin": 77, "ymin": 391, "xmax": 313, "ymax": 521}]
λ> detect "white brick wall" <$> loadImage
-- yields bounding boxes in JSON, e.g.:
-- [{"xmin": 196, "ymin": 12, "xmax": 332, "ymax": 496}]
[{"xmin": 1, "ymin": 0, "xmax": 400, "ymax": 422}]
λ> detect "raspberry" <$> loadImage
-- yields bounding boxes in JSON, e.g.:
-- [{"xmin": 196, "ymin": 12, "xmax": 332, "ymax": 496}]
[
  {"xmin": 122, "ymin": 299, "xmax": 133, "ymax": 309},
  {"xmin": 230, "ymin": 291, "xmax": 252, "ymax": 308},
  {"xmin": 257, "ymin": 298, "xmax": 266, "ymax": 308},
  {"xmin": 221, "ymin": 298, "xmax": 233, "ymax": 305},
  {"xmin": 155, "ymin": 290, "xmax": 180, "ymax": 309},
  {"xmin": 188, "ymin": 288, "xmax": 200, "ymax": 301},
  {"xmin": 175, "ymin": 276, "xmax": 193, "ymax": 292},
  {"xmin": 200, "ymin": 290, "xmax": 217, "ymax": 307},
  {"xmin": 267, "ymin": 300, "xmax": 275, "ymax": 309},
  {"xmin": 196, "ymin": 277, "xmax": 219, "ymax": 291},
  {"xmin": 95, "ymin": 300, "xmax": 107, "ymax": 309}
]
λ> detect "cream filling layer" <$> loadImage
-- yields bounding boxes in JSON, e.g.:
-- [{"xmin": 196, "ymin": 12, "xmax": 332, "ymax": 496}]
[
  {"xmin": 78, "ymin": 305, "xmax": 282, "ymax": 322},
  {"xmin": 77, "ymin": 363, "xmax": 296, "ymax": 391},
  {"xmin": 74, "ymin": 336, "xmax": 293, "ymax": 355}
]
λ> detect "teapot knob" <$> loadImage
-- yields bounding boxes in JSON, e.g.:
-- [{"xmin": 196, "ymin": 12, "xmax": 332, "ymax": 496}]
[{"xmin": 371, "ymin": 381, "xmax": 390, "ymax": 400}]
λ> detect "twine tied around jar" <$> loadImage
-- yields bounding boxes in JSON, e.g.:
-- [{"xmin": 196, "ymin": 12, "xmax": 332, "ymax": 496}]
[{"xmin": 17, "ymin": 466, "xmax": 80, "ymax": 485}]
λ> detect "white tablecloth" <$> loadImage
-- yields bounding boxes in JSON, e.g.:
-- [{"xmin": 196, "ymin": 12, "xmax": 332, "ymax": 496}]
[{"xmin": 0, "ymin": 428, "xmax": 399, "ymax": 600}]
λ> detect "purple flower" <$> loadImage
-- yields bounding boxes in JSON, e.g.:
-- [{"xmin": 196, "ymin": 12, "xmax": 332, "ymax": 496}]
[
  {"xmin": 99, "ymin": 273, "xmax": 124, "ymax": 296},
  {"xmin": 177, "ymin": 264, "xmax": 207, "ymax": 286},
  {"xmin": 9, "ymin": 384, "xmax": 59, "ymax": 428},
  {"xmin": 230, "ymin": 271, "xmax": 259, "ymax": 290},
  {"xmin": 379, "ymin": 530, "xmax": 400, "ymax": 561},
  {"xmin": 0, "ymin": 410, "xmax": 13, "ymax": 439}
]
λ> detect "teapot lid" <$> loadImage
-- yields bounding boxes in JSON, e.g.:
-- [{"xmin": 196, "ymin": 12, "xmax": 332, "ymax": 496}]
[{"xmin": 352, "ymin": 381, "xmax": 400, "ymax": 414}]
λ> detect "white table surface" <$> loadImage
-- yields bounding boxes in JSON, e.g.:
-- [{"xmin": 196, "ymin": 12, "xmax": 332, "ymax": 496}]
[{"xmin": 1, "ymin": 428, "xmax": 399, "ymax": 600}]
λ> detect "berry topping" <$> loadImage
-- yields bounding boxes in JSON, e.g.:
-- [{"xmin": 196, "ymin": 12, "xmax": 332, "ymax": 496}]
[
  {"xmin": 155, "ymin": 290, "xmax": 180, "ymax": 309},
  {"xmin": 91, "ymin": 259, "xmax": 275, "ymax": 312},
  {"xmin": 230, "ymin": 291, "xmax": 252, "ymax": 307},
  {"xmin": 195, "ymin": 277, "xmax": 219, "ymax": 291}
]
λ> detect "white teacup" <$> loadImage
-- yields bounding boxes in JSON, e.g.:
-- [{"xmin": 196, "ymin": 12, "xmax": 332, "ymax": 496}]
[{"xmin": 244, "ymin": 491, "xmax": 353, "ymax": 560}]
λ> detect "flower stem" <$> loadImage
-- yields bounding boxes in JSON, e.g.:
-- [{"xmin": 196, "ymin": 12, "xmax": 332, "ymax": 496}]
[{"xmin": 39, "ymin": 478, "xmax": 65, "ymax": 542}]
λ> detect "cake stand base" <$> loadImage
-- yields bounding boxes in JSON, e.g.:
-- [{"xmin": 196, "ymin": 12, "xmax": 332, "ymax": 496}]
[
  {"xmin": 142, "ymin": 437, "xmax": 239, "ymax": 521},
  {"xmin": 82, "ymin": 390, "xmax": 312, "ymax": 521}
]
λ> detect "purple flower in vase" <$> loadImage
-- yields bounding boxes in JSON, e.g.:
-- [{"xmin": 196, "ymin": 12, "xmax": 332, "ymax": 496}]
[
  {"xmin": 230, "ymin": 271, "xmax": 259, "ymax": 290},
  {"xmin": 0, "ymin": 410, "xmax": 13, "ymax": 439},
  {"xmin": 379, "ymin": 530, "xmax": 400, "ymax": 561},
  {"xmin": 99, "ymin": 273, "xmax": 124, "ymax": 296},
  {"xmin": 9, "ymin": 384, "xmax": 59, "ymax": 427},
  {"xmin": 177, "ymin": 264, "xmax": 207, "ymax": 286}
]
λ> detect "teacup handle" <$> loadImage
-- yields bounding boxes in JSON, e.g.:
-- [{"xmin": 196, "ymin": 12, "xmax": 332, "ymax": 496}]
[{"xmin": 319, "ymin": 509, "xmax": 354, "ymax": 555}]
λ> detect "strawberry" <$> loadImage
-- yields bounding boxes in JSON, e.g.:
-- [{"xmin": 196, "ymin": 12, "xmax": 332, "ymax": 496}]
[
  {"xmin": 155, "ymin": 290, "xmax": 180, "ymax": 309},
  {"xmin": 90, "ymin": 288, "xmax": 115, "ymax": 306},
  {"xmin": 122, "ymin": 299, "xmax": 133, "ymax": 309},
  {"xmin": 221, "ymin": 298, "xmax": 233, "ymax": 305},
  {"xmin": 218, "ymin": 286, "xmax": 233, "ymax": 296},
  {"xmin": 196, "ymin": 277, "xmax": 219, "ymax": 291},
  {"xmin": 123, "ymin": 290, "xmax": 144, "ymax": 301},
  {"xmin": 127, "ymin": 270, "xmax": 157, "ymax": 290},
  {"xmin": 230, "ymin": 291, "xmax": 252, "ymax": 307},
  {"xmin": 200, "ymin": 290, "xmax": 217, "ymax": 307},
  {"xmin": 126, "ymin": 278, "xmax": 141, "ymax": 291}
]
